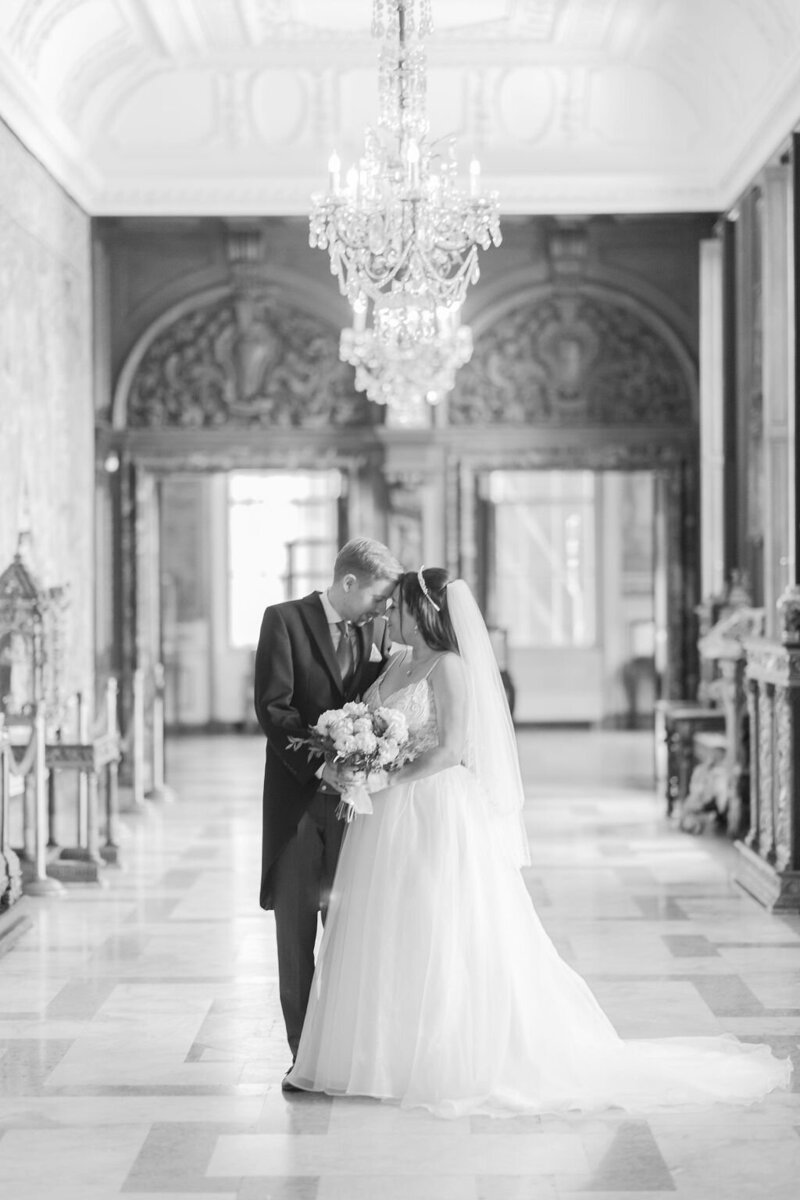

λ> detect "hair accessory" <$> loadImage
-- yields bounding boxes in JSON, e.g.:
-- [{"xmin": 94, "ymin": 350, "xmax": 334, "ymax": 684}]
[{"xmin": 417, "ymin": 565, "xmax": 440, "ymax": 612}]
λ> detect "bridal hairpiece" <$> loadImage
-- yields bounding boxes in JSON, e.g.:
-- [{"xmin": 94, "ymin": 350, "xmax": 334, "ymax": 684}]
[{"xmin": 417, "ymin": 565, "xmax": 440, "ymax": 612}]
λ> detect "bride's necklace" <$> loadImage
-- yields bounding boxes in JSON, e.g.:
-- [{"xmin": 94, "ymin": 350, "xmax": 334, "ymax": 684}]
[{"xmin": 404, "ymin": 650, "xmax": 439, "ymax": 678}]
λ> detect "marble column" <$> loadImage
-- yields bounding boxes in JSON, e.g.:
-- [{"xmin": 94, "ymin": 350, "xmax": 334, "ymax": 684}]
[
  {"xmin": 382, "ymin": 439, "xmax": 447, "ymax": 570},
  {"xmin": 759, "ymin": 163, "xmax": 793, "ymax": 637},
  {"xmin": 699, "ymin": 237, "xmax": 725, "ymax": 600},
  {"xmin": 457, "ymin": 460, "xmax": 479, "ymax": 594}
]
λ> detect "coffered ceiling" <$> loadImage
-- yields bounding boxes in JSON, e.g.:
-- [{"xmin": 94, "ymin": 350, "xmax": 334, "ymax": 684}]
[{"xmin": 1, "ymin": 0, "xmax": 799, "ymax": 216}]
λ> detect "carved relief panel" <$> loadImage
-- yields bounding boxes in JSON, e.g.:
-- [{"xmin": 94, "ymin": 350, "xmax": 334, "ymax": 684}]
[
  {"xmin": 124, "ymin": 290, "xmax": 371, "ymax": 430},
  {"xmin": 450, "ymin": 292, "xmax": 693, "ymax": 427}
]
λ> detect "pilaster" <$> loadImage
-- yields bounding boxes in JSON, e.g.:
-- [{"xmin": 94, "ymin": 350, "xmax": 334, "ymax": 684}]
[
  {"xmin": 760, "ymin": 164, "xmax": 793, "ymax": 636},
  {"xmin": 699, "ymin": 237, "xmax": 725, "ymax": 599}
]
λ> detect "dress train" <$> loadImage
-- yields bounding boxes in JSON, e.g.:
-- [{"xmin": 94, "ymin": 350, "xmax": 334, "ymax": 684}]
[{"xmin": 289, "ymin": 680, "xmax": 792, "ymax": 1117}]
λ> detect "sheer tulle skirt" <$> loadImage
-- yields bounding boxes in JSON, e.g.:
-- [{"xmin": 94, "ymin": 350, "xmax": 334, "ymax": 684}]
[{"xmin": 289, "ymin": 766, "xmax": 792, "ymax": 1117}]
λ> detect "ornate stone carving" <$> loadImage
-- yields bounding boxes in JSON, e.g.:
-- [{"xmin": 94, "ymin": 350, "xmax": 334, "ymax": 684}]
[
  {"xmin": 0, "ymin": 534, "xmax": 67, "ymax": 725},
  {"xmin": 777, "ymin": 584, "xmax": 800, "ymax": 646},
  {"xmin": 698, "ymin": 606, "xmax": 765, "ymax": 665},
  {"xmin": 746, "ymin": 637, "xmax": 800, "ymax": 686},
  {"xmin": 450, "ymin": 294, "xmax": 692, "ymax": 426},
  {"xmin": 774, "ymin": 688, "xmax": 792, "ymax": 872},
  {"xmin": 125, "ymin": 292, "xmax": 370, "ymax": 429},
  {"xmin": 757, "ymin": 684, "xmax": 775, "ymax": 862},
  {"xmin": 744, "ymin": 676, "xmax": 760, "ymax": 848},
  {"xmin": 737, "ymin": 637, "xmax": 800, "ymax": 909},
  {"xmin": 548, "ymin": 224, "xmax": 588, "ymax": 287}
]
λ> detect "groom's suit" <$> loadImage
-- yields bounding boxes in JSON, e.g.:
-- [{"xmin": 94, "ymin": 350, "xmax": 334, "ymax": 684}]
[{"xmin": 254, "ymin": 590, "xmax": 391, "ymax": 1054}]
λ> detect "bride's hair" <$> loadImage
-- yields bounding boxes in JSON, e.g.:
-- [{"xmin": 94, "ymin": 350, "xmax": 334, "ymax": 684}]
[{"xmin": 399, "ymin": 567, "xmax": 458, "ymax": 653}]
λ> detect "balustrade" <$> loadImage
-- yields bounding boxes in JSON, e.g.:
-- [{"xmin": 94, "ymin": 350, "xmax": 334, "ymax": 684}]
[{"xmin": 734, "ymin": 639, "xmax": 800, "ymax": 909}]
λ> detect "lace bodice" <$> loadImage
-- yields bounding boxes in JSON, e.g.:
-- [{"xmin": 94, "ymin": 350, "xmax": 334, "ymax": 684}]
[{"xmin": 364, "ymin": 667, "xmax": 439, "ymax": 756}]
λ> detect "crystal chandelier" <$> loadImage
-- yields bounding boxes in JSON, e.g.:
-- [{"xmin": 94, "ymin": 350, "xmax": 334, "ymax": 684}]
[
  {"xmin": 309, "ymin": 0, "xmax": 501, "ymax": 344},
  {"xmin": 340, "ymin": 293, "xmax": 473, "ymax": 408}
]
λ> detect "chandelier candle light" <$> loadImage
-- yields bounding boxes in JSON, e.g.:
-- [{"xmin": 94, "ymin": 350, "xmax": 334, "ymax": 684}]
[{"xmin": 309, "ymin": 0, "xmax": 502, "ymax": 409}]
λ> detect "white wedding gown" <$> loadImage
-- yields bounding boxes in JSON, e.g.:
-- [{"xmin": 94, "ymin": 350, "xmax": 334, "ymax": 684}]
[{"xmin": 289, "ymin": 671, "xmax": 792, "ymax": 1117}]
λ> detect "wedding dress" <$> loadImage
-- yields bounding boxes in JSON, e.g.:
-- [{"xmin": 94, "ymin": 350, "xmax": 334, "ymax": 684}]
[{"xmin": 289, "ymin": 588, "xmax": 791, "ymax": 1117}]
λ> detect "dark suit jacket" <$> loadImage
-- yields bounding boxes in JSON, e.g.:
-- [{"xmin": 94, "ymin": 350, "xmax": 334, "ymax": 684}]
[{"xmin": 254, "ymin": 591, "xmax": 391, "ymax": 909}]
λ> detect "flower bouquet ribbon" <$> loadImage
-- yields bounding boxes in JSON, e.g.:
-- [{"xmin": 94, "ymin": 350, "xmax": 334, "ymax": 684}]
[
  {"xmin": 336, "ymin": 775, "xmax": 374, "ymax": 821},
  {"xmin": 288, "ymin": 700, "xmax": 410, "ymax": 822}
]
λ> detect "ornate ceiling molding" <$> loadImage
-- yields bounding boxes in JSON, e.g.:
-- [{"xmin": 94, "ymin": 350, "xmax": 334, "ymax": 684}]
[
  {"xmin": 89, "ymin": 174, "xmax": 727, "ymax": 218},
  {"xmin": 0, "ymin": 0, "xmax": 799, "ymax": 215}
]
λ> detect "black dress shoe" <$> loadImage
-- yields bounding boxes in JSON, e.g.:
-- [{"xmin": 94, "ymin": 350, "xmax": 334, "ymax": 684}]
[{"xmin": 281, "ymin": 1069, "xmax": 302, "ymax": 1093}]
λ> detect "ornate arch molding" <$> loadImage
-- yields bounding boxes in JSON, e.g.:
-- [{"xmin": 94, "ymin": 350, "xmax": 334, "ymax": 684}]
[
  {"xmin": 451, "ymin": 282, "xmax": 698, "ymax": 428},
  {"xmin": 112, "ymin": 280, "xmax": 371, "ymax": 431}
]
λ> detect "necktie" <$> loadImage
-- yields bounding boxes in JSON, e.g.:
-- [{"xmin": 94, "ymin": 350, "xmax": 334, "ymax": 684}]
[{"xmin": 336, "ymin": 620, "xmax": 356, "ymax": 688}]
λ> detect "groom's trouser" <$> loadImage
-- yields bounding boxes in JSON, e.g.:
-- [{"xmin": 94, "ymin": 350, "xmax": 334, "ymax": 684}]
[{"xmin": 271, "ymin": 790, "xmax": 346, "ymax": 1059}]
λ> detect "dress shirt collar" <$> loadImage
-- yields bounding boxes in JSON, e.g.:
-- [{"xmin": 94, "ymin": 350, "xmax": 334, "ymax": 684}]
[{"xmin": 319, "ymin": 589, "xmax": 345, "ymax": 626}]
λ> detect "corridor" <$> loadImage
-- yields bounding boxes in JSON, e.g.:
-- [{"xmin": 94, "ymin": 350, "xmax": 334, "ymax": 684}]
[{"xmin": 0, "ymin": 730, "xmax": 798, "ymax": 1199}]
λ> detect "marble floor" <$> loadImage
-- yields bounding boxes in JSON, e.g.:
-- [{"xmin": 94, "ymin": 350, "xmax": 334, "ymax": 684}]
[{"xmin": 1, "ymin": 730, "xmax": 799, "ymax": 1200}]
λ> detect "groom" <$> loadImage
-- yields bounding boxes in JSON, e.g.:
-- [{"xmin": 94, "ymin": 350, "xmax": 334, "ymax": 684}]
[{"xmin": 254, "ymin": 536, "xmax": 402, "ymax": 1085}]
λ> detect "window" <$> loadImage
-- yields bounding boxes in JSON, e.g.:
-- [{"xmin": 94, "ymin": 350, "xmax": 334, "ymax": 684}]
[
  {"xmin": 228, "ymin": 471, "xmax": 342, "ymax": 647},
  {"xmin": 486, "ymin": 470, "xmax": 597, "ymax": 649}
]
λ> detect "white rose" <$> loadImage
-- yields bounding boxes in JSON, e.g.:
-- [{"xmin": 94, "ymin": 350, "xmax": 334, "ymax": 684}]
[
  {"xmin": 336, "ymin": 734, "xmax": 358, "ymax": 757},
  {"xmin": 353, "ymin": 729, "xmax": 377, "ymax": 754},
  {"xmin": 378, "ymin": 737, "xmax": 400, "ymax": 764},
  {"xmin": 330, "ymin": 716, "xmax": 354, "ymax": 740},
  {"xmin": 314, "ymin": 710, "xmax": 339, "ymax": 735}
]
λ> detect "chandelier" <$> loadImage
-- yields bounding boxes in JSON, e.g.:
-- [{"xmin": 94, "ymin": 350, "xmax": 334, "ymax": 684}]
[
  {"xmin": 340, "ymin": 293, "xmax": 473, "ymax": 408},
  {"xmin": 309, "ymin": 0, "xmax": 501, "ymax": 411}
]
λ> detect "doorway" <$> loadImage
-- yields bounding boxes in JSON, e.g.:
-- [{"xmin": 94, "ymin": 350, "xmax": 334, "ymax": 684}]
[
  {"xmin": 479, "ymin": 469, "xmax": 660, "ymax": 727},
  {"xmin": 160, "ymin": 469, "xmax": 344, "ymax": 729}
]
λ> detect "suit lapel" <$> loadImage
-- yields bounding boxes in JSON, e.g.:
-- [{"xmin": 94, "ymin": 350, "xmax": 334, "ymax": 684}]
[
  {"xmin": 298, "ymin": 593, "xmax": 344, "ymax": 697},
  {"xmin": 351, "ymin": 618, "xmax": 387, "ymax": 698}
]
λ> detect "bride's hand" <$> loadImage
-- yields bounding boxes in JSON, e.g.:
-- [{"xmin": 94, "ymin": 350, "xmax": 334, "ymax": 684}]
[{"xmin": 331, "ymin": 764, "xmax": 363, "ymax": 789}]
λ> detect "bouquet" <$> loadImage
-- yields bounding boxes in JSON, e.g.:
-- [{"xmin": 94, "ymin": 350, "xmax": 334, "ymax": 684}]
[{"xmin": 288, "ymin": 700, "xmax": 410, "ymax": 821}]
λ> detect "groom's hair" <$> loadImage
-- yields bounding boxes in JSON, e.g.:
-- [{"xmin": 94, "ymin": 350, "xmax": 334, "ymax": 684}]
[
  {"xmin": 400, "ymin": 568, "xmax": 458, "ymax": 653},
  {"xmin": 333, "ymin": 537, "xmax": 403, "ymax": 583}
]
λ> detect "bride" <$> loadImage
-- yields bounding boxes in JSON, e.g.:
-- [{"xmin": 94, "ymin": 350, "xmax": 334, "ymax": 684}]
[{"xmin": 287, "ymin": 567, "xmax": 792, "ymax": 1117}]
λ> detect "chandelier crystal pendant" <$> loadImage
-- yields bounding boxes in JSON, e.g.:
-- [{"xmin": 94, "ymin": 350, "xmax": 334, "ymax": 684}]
[{"xmin": 309, "ymin": 0, "xmax": 502, "ymax": 318}]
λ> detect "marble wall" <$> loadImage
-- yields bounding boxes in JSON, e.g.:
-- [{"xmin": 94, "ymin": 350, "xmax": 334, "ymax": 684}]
[{"xmin": 0, "ymin": 120, "xmax": 94, "ymax": 707}]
